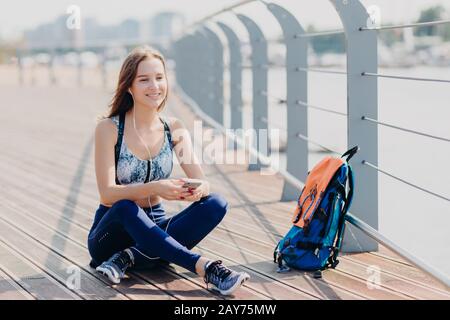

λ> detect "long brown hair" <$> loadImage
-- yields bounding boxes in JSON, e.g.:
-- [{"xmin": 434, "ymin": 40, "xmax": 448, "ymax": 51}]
[{"xmin": 106, "ymin": 46, "xmax": 169, "ymax": 119}]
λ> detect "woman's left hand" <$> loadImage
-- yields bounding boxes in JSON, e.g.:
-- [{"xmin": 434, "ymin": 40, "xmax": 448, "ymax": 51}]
[{"xmin": 181, "ymin": 179, "xmax": 210, "ymax": 202}]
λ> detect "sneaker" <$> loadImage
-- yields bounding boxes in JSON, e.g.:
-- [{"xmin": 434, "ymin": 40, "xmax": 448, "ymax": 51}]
[
  {"xmin": 203, "ymin": 260, "xmax": 250, "ymax": 296},
  {"xmin": 96, "ymin": 249, "xmax": 134, "ymax": 284}
]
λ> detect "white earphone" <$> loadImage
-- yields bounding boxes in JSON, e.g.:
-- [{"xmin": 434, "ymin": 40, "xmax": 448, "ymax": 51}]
[{"xmin": 129, "ymin": 87, "xmax": 174, "ymax": 237}]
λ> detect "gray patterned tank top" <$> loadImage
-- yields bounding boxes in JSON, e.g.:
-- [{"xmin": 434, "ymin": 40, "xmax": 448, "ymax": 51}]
[{"xmin": 111, "ymin": 115, "xmax": 174, "ymax": 185}]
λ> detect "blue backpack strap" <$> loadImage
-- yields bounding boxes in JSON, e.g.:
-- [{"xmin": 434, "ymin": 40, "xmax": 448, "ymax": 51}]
[
  {"xmin": 159, "ymin": 117, "xmax": 174, "ymax": 149},
  {"xmin": 341, "ymin": 146, "xmax": 358, "ymax": 162},
  {"xmin": 337, "ymin": 165, "xmax": 354, "ymax": 247},
  {"xmin": 342, "ymin": 164, "xmax": 354, "ymax": 216},
  {"xmin": 273, "ymin": 239, "xmax": 291, "ymax": 273},
  {"xmin": 326, "ymin": 165, "xmax": 354, "ymax": 269},
  {"xmin": 114, "ymin": 113, "xmax": 125, "ymax": 185},
  {"xmin": 339, "ymin": 146, "xmax": 357, "ymax": 224}
]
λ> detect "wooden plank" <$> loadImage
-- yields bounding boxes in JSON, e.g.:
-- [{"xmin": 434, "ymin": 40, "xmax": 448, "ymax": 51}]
[
  {"xmin": 0, "ymin": 167, "xmax": 277, "ymax": 300},
  {"xmin": 193, "ymin": 241, "xmax": 365, "ymax": 300},
  {"xmin": 2, "ymin": 85, "xmax": 446, "ymax": 300},
  {"xmin": 134, "ymin": 267, "xmax": 224, "ymax": 300},
  {"xmin": 2, "ymin": 132, "xmax": 292, "ymax": 230},
  {"xmin": 5, "ymin": 187, "xmax": 262, "ymax": 300},
  {"xmin": 0, "ymin": 157, "xmax": 217, "ymax": 301},
  {"xmin": 370, "ymin": 246, "xmax": 413, "ymax": 267},
  {"xmin": 210, "ymin": 209, "xmax": 448, "ymax": 298},
  {"xmin": 0, "ymin": 150, "xmax": 292, "ymax": 242},
  {"xmin": 208, "ymin": 225, "xmax": 443, "ymax": 299},
  {"xmin": 2, "ymin": 132, "xmax": 447, "ymax": 300},
  {"xmin": 199, "ymin": 229, "xmax": 412, "ymax": 300},
  {"xmin": 0, "ymin": 147, "xmax": 99, "ymax": 207},
  {"xmin": 0, "ymin": 150, "xmax": 296, "ymax": 237},
  {"xmin": 175, "ymin": 164, "xmax": 450, "ymax": 298},
  {"xmin": 211, "ymin": 209, "xmax": 449, "ymax": 298},
  {"xmin": 0, "ymin": 182, "xmax": 237, "ymax": 300},
  {"xmin": 0, "ymin": 157, "xmax": 99, "ymax": 224},
  {"xmin": 0, "ymin": 152, "xmax": 286, "ymax": 300},
  {"xmin": 0, "ymin": 227, "xmax": 81, "ymax": 300},
  {"xmin": 345, "ymin": 253, "xmax": 450, "ymax": 295},
  {"xmin": 0, "ymin": 190, "xmax": 223, "ymax": 299},
  {"xmin": 192, "ymin": 247, "xmax": 318, "ymax": 300},
  {"xmin": 0, "ymin": 219, "xmax": 129, "ymax": 301},
  {"xmin": 0, "ymin": 202, "xmax": 174, "ymax": 300},
  {"xmin": 0, "ymin": 127, "xmax": 446, "ymax": 300},
  {"xmin": 180, "ymin": 206, "xmax": 450, "ymax": 298},
  {"xmin": 1, "ymin": 179, "xmax": 282, "ymax": 299},
  {"xmin": 0, "ymin": 265, "xmax": 35, "ymax": 300},
  {"xmin": 188, "ymin": 222, "xmax": 367, "ymax": 300}
]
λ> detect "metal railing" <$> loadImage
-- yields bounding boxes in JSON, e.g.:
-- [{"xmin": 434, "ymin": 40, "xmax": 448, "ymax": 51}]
[
  {"xmin": 14, "ymin": 39, "xmax": 163, "ymax": 88},
  {"xmin": 174, "ymin": 0, "xmax": 450, "ymax": 288}
]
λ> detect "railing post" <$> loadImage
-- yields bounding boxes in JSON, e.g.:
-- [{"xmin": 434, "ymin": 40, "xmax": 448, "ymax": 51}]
[
  {"xmin": 174, "ymin": 38, "xmax": 186, "ymax": 93},
  {"xmin": 266, "ymin": 2, "xmax": 309, "ymax": 201},
  {"xmin": 236, "ymin": 14, "xmax": 269, "ymax": 171},
  {"xmin": 176, "ymin": 32, "xmax": 208, "ymax": 114},
  {"xmin": 17, "ymin": 49, "xmax": 24, "ymax": 85},
  {"xmin": 189, "ymin": 30, "xmax": 215, "ymax": 120},
  {"xmin": 100, "ymin": 50, "xmax": 107, "ymax": 89},
  {"xmin": 331, "ymin": 0, "xmax": 379, "ymax": 252},
  {"xmin": 183, "ymin": 34, "xmax": 200, "ymax": 102},
  {"xmin": 172, "ymin": 39, "xmax": 182, "ymax": 91},
  {"xmin": 200, "ymin": 26, "xmax": 225, "ymax": 126},
  {"xmin": 49, "ymin": 49, "xmax": 56, "ymax": 85},
  {"xmin": 77, "ymin": 50, "xmax": 82, "ymax": 87},
  {"xmin": 174, "ymin": 35, "xmax": 194, "ymax": 100},
  {"xmin": 216, "ymin": 22, "xmax": 243, "ymax": 131}
]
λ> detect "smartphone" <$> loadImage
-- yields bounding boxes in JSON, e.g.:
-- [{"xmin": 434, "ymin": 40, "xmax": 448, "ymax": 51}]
[{"xmin": 182, "ymin": 180, "xmax": 202, "ymax": 189}]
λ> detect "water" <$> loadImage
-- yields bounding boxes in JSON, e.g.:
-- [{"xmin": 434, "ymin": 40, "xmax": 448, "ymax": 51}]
[{"xmin": 238, "ymin": 66, "xmax": 450, "ymax": 276}]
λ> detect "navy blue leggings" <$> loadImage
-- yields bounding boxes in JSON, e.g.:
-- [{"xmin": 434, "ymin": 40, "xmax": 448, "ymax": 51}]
[{"xmin": 87, "ymin": 193, "xmax": 228, "ymax": 273}]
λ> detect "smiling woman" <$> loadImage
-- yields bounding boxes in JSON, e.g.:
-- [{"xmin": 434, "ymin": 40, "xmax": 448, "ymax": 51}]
[
  {"xmin": 110, "ymin": 49, "xmax": 169, "ymax": 116},
  {"xmin": 88, "ymin": 46, "xmax": 250, "ymax": 296}
]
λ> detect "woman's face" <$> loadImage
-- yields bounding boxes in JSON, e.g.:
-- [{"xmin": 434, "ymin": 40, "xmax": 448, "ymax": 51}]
[{"xmin": 129, "ymin": 57, "xmax": 167, "ymax": 111}]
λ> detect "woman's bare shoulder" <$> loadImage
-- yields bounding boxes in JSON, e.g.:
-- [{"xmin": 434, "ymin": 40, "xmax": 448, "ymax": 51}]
[
  {"xmin": 165, "ymin": 116, "xmax": 185, "ymax": 130},
  {"xmin": 95, "ymin": 117, "xmax": 118, "ymax": 142}
]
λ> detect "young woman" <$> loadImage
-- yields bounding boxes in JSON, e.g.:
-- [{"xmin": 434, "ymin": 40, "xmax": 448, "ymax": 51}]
[{"xmin": 88, "ymin": 46, "xmax": 250, "ymax": 296}]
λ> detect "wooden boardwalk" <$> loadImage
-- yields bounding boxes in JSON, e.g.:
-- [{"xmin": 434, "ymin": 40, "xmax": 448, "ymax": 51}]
[{"xmin": 0, "ymin": 83, "xmax": 449, "ymax": 300}]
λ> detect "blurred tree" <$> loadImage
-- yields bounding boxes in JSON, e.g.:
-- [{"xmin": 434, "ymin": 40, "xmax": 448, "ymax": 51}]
[
  {"xmin": 415, "ymin": 5, "xmax": 445, "ymax": 36},
  {"xmin": 379, "ymin": 29, "xmax": 403, "ymax": 47},
  {"xmin": 306, "ymin": 25, "xmax": 345, "ymax": 54},
  {"xmin": 442, "ymin": 25, "xmax": 450, "ymax": 41}
]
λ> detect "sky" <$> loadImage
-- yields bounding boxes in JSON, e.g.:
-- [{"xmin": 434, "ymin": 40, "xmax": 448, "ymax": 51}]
[{"xmin": 1, "ymin": 0, "xmax": 449, "ymax": 41}]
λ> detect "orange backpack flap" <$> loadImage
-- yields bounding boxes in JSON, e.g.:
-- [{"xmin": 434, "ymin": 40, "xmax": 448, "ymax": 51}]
[{"xmin": 292, "ymin": 157, "xmax": 345, "ymax": 228}]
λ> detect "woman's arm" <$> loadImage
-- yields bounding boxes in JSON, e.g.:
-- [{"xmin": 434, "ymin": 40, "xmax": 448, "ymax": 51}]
[
  {"xmin": 169, "ymin": 118, "xmax": 210, "ymax": 198},
  {"xmin": 94, "ymin": 119, "xmax": 187, "ymax": 206}
]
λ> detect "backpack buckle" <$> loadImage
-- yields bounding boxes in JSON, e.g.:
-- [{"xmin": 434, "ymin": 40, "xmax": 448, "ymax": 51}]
[
  {"xmin": 331, "ymin": 259, "xmax": 340, "ymax": 269},
  {"xmin": 276, "ymin": 253, "xmax": 290, "ymax": 273},
  {"xmin": 313, "ymin": 270, "xmax": 322, "ymax": 279},
  {"xmin": 303, "ymin": 223, "xmax": 311, "ymax": 236},
  {"xmin": 276, "ymin": 265, "xmax": 291, "ymax": 273}
]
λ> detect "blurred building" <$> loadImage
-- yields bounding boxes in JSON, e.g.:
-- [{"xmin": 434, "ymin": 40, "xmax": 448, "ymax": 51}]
[
  {"xmin": 24, "ymin": 16, "xmax": 141, "ymax": 49},
  {"xmin": 23, "ymin": 11, "xmax": 185, "ymax": 51},
  {"xmin": 148, "ymin": 12, "xmax": 186, "ymax": 47},
  {"xmin": 24, "ymin": 15, "xmax": 83, "ymax": 49}
]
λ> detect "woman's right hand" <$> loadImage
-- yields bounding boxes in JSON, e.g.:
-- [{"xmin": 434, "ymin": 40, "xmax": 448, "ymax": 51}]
[{"xmin": 154, "ymin": 179, "xmax": 190, "ymax": 200}]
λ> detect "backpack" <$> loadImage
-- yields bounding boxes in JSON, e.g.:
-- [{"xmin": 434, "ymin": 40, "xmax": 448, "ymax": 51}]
[{"xmin": 273, "ymin": 146, "xmax": 358, "ymax": 275}]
